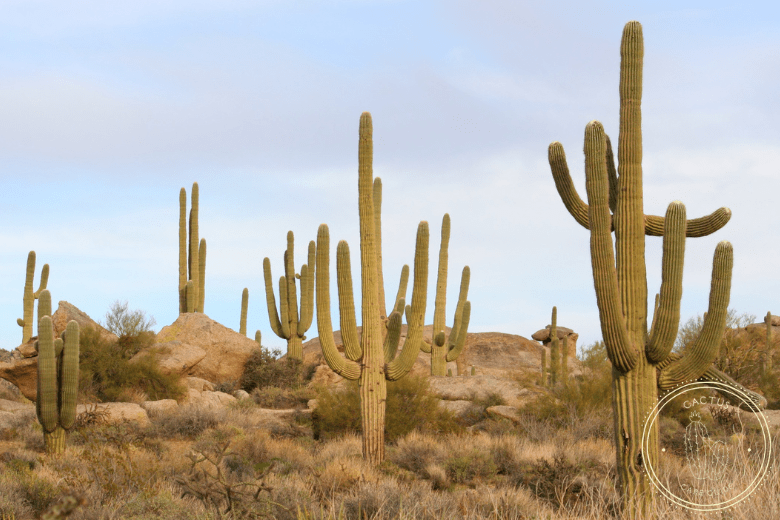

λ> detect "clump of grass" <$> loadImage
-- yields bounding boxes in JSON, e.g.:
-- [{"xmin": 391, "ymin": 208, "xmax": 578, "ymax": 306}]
[{"xmin": 149, "ymin": 403, "xmax": 226, "ymax": 440}]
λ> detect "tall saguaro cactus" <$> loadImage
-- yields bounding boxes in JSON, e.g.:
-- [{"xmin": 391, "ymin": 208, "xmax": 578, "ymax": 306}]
[
  {"xmin": 36, "ymin": 292, "xmax": 79, "ymax": 455},
  {"xmin": 316, "ymin": 112, "xmax": 429, "ymax": 465},
  {"xmin": 17, "ymin": 251, "xmax": 49, "ymax": 344},
  {"xmin": 264, "ymin": 231, "xmax": 315, "ymax": 360},
  {"xmin": 179, "ymin": 183, "xmax": 207, "ymax": 314},
  {"xmin": 547, "ymin": 22, "xmax": 733, "ymax": 515},
  {"xmin": 420, "ymin": 214, "xmax": 472, "ymax": 376},
  {"xmin": 549, "ymin": 307, "xmax": 560, "ymax": 386}
]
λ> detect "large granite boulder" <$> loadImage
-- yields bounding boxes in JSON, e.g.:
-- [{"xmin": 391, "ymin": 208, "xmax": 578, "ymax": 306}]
[
  {"xmin": 154, "ymin": 313, "xmax": 258, "ymax": 384},
  {"xmin": 532, "ymin": 325, "xmax": 579, "ymax": 357},
  {"xmin": 129, "ymin": 340, "xmax": 207, "ymax": 376}
]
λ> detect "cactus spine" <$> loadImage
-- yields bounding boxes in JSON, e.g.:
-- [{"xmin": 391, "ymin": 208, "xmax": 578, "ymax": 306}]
[
  {"xmin": 316, "ymin": 112, "xmax": 429, "ymax": 465},
  {"xmin": 35, "ymin": 292, "xmax": 79, "ymax": 455},
  {"xmin": 179, "ymin": 183, "xmax": 207, "ymax": 313},
  {"xmin": 547, "ymin": 22, "xmax": 733, "ymax": 515},
  {"xmin": 17, "ymin": 251, "xmax": 49, "ymax": 344},
  {"xmin": 240, "ymin": 288, "xmax": 249, "ymax": 336},
  {"xmin": 549, "ymin": 307, "xmax": 560, "ymax": 386},
  {"xmin": 264, "ymin": 231, "xmax": 314, "ymax": 360},
  {"xmin": 422, "ymin": 214, "xmax": 472, "ymax": 376}
]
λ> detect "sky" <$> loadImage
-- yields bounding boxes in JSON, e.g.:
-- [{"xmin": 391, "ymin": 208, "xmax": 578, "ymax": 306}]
[{"xmin": 1, "ymin": 1, "xmax": 778, "ymax": 357}]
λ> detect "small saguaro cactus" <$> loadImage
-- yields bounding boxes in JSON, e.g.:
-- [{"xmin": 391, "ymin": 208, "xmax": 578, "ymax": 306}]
[
  {"xmin": 419, "ymin": 214, "xmax": 472, "ymax": 376},
  {"xmin": 239, "ymin": 288, "xmax": 249, "ymax": 336},
  {"xmin": 255, "ymin": 330, "xmax": 262, "ymax": 347},
  {"xmin": 179, "ymin": 183, "xmax": 207, "ymax": 314},
  {"xmin": 549, "ymin": 307, "xmax": 560, "ymax": 386},
  {"xmin": 764, "ymin": 311, "xmax": 774, "ymax": 375},
  {"xmin": 547, "ymin": 21, "xmax": 733, "ymax": 515},
  {"xmin": 17, "ymin": 251, "xmax": 49, "ymax": 344},
  {"xmin": 316, "ymin": 111, "xmax": 429, "ymax": 465},
  {"xmin": 264, "ymin": 231, "xmax": 315, "ymax": 361},
  {"xmin": 35, "ymin": 293, "xmax": 80, "ymax": 455}
]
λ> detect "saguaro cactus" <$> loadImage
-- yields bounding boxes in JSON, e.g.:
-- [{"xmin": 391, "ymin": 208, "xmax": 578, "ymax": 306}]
[
  {"xmin": 36, "ymin": 294, "xmax": 79, "ymax": 455},
  {"xmin": 420, "ymin": 214, "xmax": 472, "ymax": 376},
  {"xmin": 561, "ymin": 335, "xmax": 569, "ymax": 384},
  {"xmin": 540, "ymin": 348, "xmax": 548, "ymax": 387},
  {"xmin": 316, "ymin": 112, "xmax": 429, "ymax": 465},
  {"xmin": 240, "ymin": 288, "xmax": 249, "ymax": 336},
  {"xmin": 764, "ymin": 311, "xmax": 774, "ymax": 375},
  {"xmin": 547, "ymin": 21, "xmax": 733, "ymax": 515},
  {"xmin": 549, "ymin": 307, "xmax": 560, "ymax": 386},
  {"xmin": 264, "ymin": 231, "xmax": 315, "ymax": 360},
  {"xmin": 179, "ymin": 183, "xmax": 207, "ymax": 314},
  {"xmin": 17, "ymin": 251, "xmax": 49, "ymax": 344}
]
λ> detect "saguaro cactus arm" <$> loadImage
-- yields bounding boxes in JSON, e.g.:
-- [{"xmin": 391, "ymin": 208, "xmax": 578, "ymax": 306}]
[
  {"xmin": 445, "ymin": 300, "xmax": 471, "ymax": 362},
  {"xmin": 646, "ymin": 202, "xmax": 686, "ymax": 362},
  {"xmin": 658, "ymin": 241, "xmax": 733, "ymax": 389},
  {"xmin": 386, "ymin": 222, "xmax": 429, "ymax": 381},
  {"xmin": 262, "ymin": 258, "xmax": 285, "ymax": 337},
  {"xmin": 337, "ymin": 240, "xmax": 362, "ymax": 361},
  {"xmin": 549, "ymin": 142, "xmax": 732, "ymax": 237},
  {"xmin": 583, "ymin": 122, "xmax": 637, "ymax": 373},
  {"xmin": 59, "ymin": 321, "xmax": 79, "ymax": 430},
  {"xmin": 297, "ymin": 241, "xmax": 316, "ymax": 335},
  {"xmin": 36, "ymin": 316, "xmax": 59, "ymax": 432},
  {"xmin": 316, "ymin": 224, "xmax": 361, "ymax": 380}
]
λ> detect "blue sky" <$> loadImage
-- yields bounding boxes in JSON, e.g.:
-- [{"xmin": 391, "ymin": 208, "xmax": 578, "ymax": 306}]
[{"xmin": 1, "ymin": 1, "xmax": 778, "ymax": 356}]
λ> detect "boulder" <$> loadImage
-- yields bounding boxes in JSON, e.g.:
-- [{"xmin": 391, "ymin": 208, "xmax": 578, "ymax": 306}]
[
  {"xmin": 0, "ymin": 358, "xmax": 39, "ymax": 402},
  {"xmin": 140, "ymin": 399, "xmax": 179, "ymax": 417},
  {"xmin": 129, "ymin": 340, "xmax": 207, "ymax": 376},
  {"xmin": 427, "ymin": 375, "xmax": 535, "ymax": 408},
  {"xmin": 532, "ymin": 326, "xmax": 579, "ymax": 357},
  {"xmin": 0, "ymin": 398, "xmax": 34, "ymax": 414},
  {"xmin": 486, "ymin": 405, "xmax": 522, "ymax": 423},
  {"xmin": 188, "ymin": 390, "xmax": 236, "ymax": 408},
  {"xmin": 155, "ymin": 313, "xmax": 257, "ymax": 384},
  {"xmin": 437, "ymin": 399, "xmax": 474, "ymax": 418},
  {"xmin": 51, "ymin": 301, "xmax": 118, "ymax": 344},
  {"xmin": 185, "ymin": 376, "xmax": 215, "ymax": 392},
  {"xmin": 75, "ymin": 402, "xmax": 150, "ymax": 427}
]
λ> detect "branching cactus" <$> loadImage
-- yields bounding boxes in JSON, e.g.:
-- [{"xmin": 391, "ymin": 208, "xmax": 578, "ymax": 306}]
[
  {"xmin": 547, "ymin": 21, "xmax": 733, "ymax": 515},
  {"xmin": 17, "ymin": 251, "xmax": 49, "ymax": 344},
  {"xmin": 549, "ymin": 307, "xmax": 560, "ymax": 386},
  {"xmin": 240, "ymin": 288, "xmax": 249, "ymax": 336},
  {"xmin": 316, "ymin": 112, "xmax": 429, "ymax": 465},
  {"xmin": 179, "ymin": 183, "xmax": 207, "ymax": 314},
  {"xmin": 36, "ymin": 295, "xmax": 79, "ymax": 455},
  {"xmin": 264, "ymin": 231, "xmax": 315, "ymax": 360},
  {"xmin": 419, "ymin": 214, "xmax": 472, "ymax": 376}
]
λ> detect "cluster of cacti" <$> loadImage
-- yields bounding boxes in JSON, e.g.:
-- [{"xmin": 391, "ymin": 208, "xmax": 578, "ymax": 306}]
[
  {"xmin": 239, "ymin": 288, "xmax": 249, "ymax": 336},
  {"xmin": 316, "ymin": 112, "xmax": 429, "ymax": 465},
  {"xmin": 35, "ymin": 289, "xmax": 80, "ymax": 455},
  {"xmin": 17, "ymin": 251, "xmax": 49, "ymax": 344},
  {"xmin": 263, "ymin": 231, "xmax": 315, "ymax": 360},
  {"xmin": 420, "ymin": 214, "xmax": 472, "ymax": 376},
  {"xmin": 547, "ymin": 21, "xmax": 733, "ymax": 516},
  {"xmin": 179, "ymin": 182, "xmax": 207, "ymax": 313}
]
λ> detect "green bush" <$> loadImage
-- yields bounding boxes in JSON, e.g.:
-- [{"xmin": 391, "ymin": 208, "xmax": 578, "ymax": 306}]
[
  {"xmin": 78, "ymin": 325, "xmax": 187, "ymax": 403},
  {"xmin": 100, "ymin": 299, "xmax": 157, "ymax": 337},
  {"xmin": 312, "ymin": 374, "xmax": 461, "ymax": 442},
  {"xmin": 240, "ymin": 346, "xmax": 313, "ymax": 393}
]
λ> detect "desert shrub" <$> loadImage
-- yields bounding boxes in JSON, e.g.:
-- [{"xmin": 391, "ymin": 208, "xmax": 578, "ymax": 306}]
[
  {"xmin": 445, "ymin": 451, "xmax": 498, "ymax": 485},
  {"xmin": 251, "ymin": 385, "xmax": 315, "ymax": 409},
  {"xmin": 520, "ymin": 341, "xmax": 613, "ymax": 438},
  {"xmin": 149, "ymin": 403, "xmax": 224, "ymax": 439},
  {"xmin": 78, "ymin": 325, "xmax": 187, "ymax": 403},
  {"xmin": 516, "ymin": 453, "xmax": 605, "ymax": 511},
  {"xmin": 240, "ymin": 346, "xmax": 314, "ymax": 393},
  {"xmin": 100, "ymin": 299, "xmax": 157, "ymax": 337},
  {"xmin": 313, "ymin": 374, "xmax": 462, "ymax": 442}
]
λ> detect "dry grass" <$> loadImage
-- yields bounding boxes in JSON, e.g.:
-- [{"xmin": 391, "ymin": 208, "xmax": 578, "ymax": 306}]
[{"xmin": 0, "ymin": 393, "xmax": 778, "ymax": 519}]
